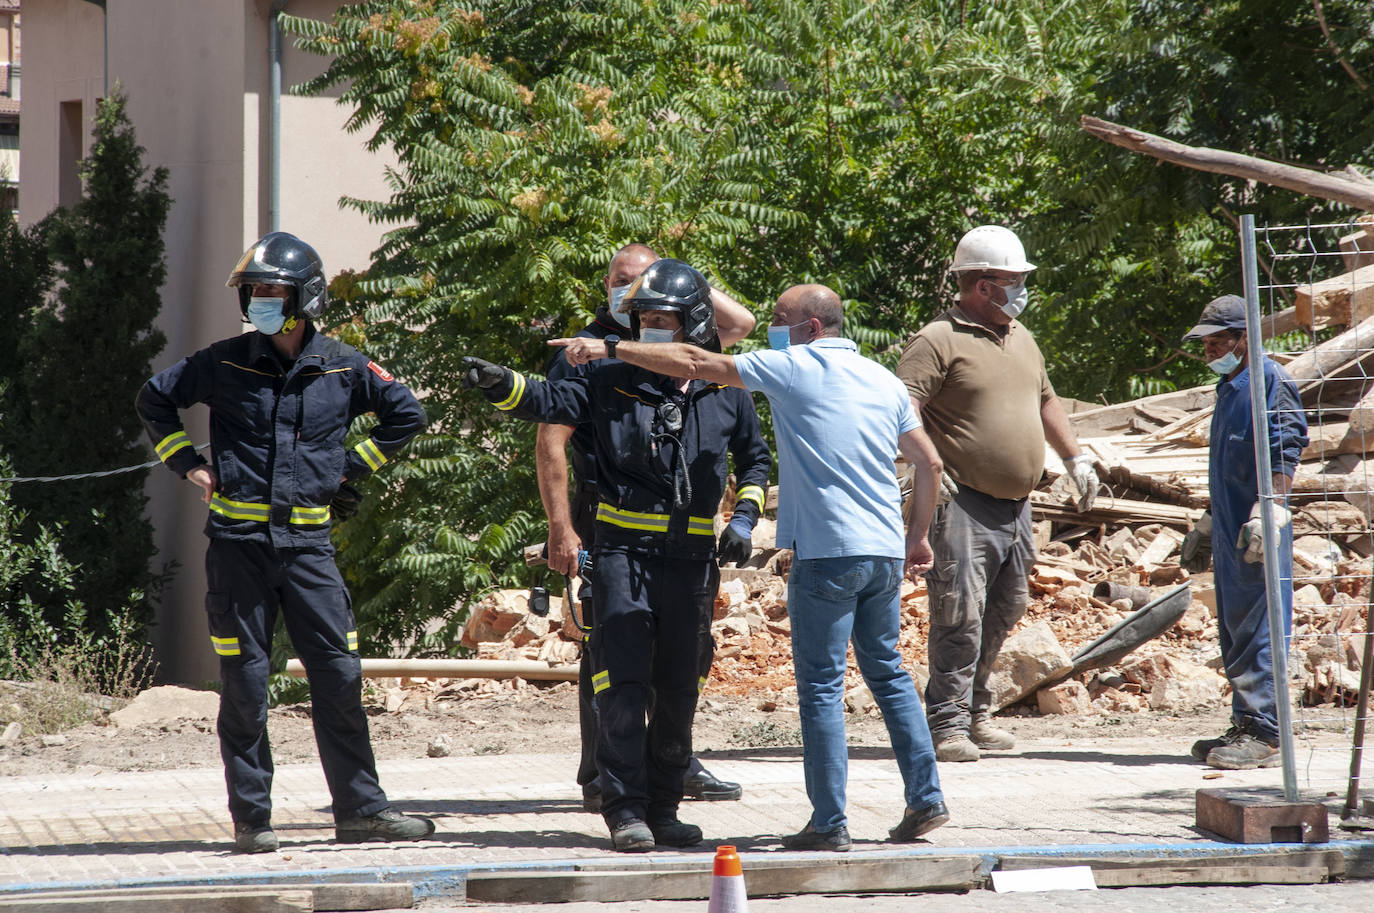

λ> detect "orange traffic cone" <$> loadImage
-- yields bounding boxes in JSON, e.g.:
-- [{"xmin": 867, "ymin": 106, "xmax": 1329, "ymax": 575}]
[{"xmin": 707, "ymin": 844, "xmax": 748, "ymax": 913}]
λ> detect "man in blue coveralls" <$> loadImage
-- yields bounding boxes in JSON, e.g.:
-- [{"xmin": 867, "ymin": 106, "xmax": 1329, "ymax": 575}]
[{"xmin": 1179, "ymin": 294, "xmax": 1308, "ymax": 770}]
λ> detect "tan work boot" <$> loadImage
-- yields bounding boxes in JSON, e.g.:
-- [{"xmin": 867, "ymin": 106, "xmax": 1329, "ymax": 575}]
[
  {"xmin": 934, "ymin": 732, "xmax": 979, "ymax": 762},
  {"xmin": 970, "ymin": 714, "xmax": 1015, "ymax": 751}
]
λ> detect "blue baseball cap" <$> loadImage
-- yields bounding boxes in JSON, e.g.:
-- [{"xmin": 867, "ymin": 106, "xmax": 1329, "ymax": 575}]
[{"xmin": 1182, "ymin": 294, "xmax": 1247, "ymax": 341}]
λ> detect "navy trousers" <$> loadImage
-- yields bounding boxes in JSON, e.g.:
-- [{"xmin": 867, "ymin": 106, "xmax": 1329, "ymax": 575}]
[
  {"xmin": 590, "ymin": 546, "xmax": 716, "ymax": 825},
  {"xmin": 205, "ymin": 538, "xmax": 389, "ymax": 826}
]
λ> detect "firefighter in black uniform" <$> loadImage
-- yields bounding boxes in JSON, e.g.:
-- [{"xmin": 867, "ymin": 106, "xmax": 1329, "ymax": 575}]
[
  {"xmin": 135, "ymin": 232, "xmax": 434, "ymax": 854},
  {"xmin": 466, "ymin": 259, "xmax": 769, "ymax": 852},
  {"xmin": 537, "ymin": 243, "xmax": 753, "ymax": 812}
]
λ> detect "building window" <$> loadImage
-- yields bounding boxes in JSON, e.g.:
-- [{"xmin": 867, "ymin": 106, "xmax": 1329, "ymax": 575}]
[{"xmin": 59, "ymin": 100, "xmax": 82, "ymax": 208}]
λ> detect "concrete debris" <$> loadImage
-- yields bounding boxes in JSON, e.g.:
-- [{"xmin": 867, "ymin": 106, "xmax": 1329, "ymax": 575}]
[{"xmin": 108, "ymin": 685, "xmax": 220, "ymax": 730}]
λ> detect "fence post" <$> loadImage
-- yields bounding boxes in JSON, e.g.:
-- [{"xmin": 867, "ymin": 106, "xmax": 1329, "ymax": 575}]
[{"xmin": 1240, "ymin": 213, "xmax": 1298, "ymax": 801}]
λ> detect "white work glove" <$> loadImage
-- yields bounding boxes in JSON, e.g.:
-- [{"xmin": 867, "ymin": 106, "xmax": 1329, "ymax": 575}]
[
  {"xmin": 1064, "ymin": 454, "xmax": 1099, "ymax": 512},
  {"xmin": 1237, "ymin": 501, "xmax": 1291, "ymax": 565},
  {"xmin": 937, "ymin": 470, "xmax": 958, "ymax": 506}
]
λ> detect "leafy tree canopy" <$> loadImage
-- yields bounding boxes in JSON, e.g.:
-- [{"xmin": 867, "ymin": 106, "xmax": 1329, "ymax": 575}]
[{"xmin": 284, "ymin": 0, "xmax": 1374, "ymax": 650}]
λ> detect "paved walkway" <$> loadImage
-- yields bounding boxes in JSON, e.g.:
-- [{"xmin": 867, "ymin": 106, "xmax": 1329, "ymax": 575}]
[{"xmin": 0, "ymin": 731, "xmax": 1370, "ymax": 900}]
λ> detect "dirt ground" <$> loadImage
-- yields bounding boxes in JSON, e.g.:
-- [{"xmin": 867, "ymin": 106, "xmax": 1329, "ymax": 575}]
[{"xmin": 0, "ymin": 677, "xmax": 1241, "ymax": 779}]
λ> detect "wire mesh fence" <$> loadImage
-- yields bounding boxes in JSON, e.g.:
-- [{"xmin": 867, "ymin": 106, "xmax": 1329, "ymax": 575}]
[{"xmin": 1245, "ymin": 215, "xmax": 1374, "ymax": 811}]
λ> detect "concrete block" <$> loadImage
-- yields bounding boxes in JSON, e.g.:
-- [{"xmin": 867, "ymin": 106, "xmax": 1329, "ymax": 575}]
[{"xmin": 1196, "ymin": 788, "xmax": 1329, "ymax": 844}]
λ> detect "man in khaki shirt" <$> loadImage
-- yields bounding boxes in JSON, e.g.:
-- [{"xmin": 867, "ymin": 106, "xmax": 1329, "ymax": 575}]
[{"xmin": 897, "ymin": 226, "xmax": 1098, "ymax": 762}]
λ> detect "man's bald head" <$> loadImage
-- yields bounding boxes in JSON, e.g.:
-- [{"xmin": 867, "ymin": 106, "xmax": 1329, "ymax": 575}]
[
  {"xmin": 777, "ymin": 284, "xmax": 844, "ymax": 337},
  {"xmin": 609, "ymin": 243, "xmax": 658, "ymax": 277}
]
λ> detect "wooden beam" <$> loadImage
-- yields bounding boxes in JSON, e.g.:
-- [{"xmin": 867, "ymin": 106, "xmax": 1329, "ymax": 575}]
[
  {"xmin": 284, "ymin": 658, "xmax": 578, "ymax": 682},
  {"xmin": 1081, "ymin": 115, "xmax": 1374, "ymax": 211},
  {"xmin": 466, "ymin": 857, "xmax": 981, "ymax": 903},
  {"xmin": 0, "ymin": 885, "xmax": 410, "ymax": 913},
  {"xmin": 1296, "ymin": 263, "xmax": 1374, "ymax": 331},
  {"xmin": 0, "ymin": 891, "xmax": 314, "ymax": 913}
]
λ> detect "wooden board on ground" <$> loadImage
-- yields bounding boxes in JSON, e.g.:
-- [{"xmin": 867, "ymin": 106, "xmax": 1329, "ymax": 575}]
[
  {"xmin": 0, "ymin": 884, "xmax": 411, "ymax": 913},
  {"xmin": 1097, "ymin": 865, "xmax": 1324, "ymax": 887},
  {"xmin": 465, "ymin": 856, "xmax": 980, "ymax": 903},
  {"xmin": 0, "ymin": 890, "xmax": 314, "ymax": 913},
  {"xmin": 998, "ymin": 848, "xmax": 1344, "ymax": 882}
]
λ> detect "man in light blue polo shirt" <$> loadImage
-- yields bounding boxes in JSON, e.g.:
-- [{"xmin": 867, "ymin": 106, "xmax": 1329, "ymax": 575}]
[{"xmin": 551, "ymin": 283, "xmax": 949, "ymax": 851}]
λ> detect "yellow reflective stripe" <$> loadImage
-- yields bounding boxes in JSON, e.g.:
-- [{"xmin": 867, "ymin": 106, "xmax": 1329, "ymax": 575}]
[
  {"xmin": 493, "ymin": 372, "xmax": 526, "ymax": 411},
  {"xmin": 736, "ymin": 485, "xmax": 766, "ymax": 511},
  {"xmin": 685, "ymin": 517, "xmax": 715, "ymax": 537},
  {"xmin": 596, "ymin": 504, "xmax": 715, "ymax": 536},
  {"xmin": 597, "ymin": 503, "xmax": 669, "ymax": 532},
  {"xmin": 209, "ymin": 493, "xmax": 271, "ymax": 522},
  {"xmin": 290, "ymin": 505, "xmax": 331, "ymax": 525},
  {"xmin": 346, "ymin": 631, "xmax": 358, "ymax": 652},
  {"xmin": 155, "ymin": 431, "xmax": 193, "ymax": 462},
  {"xmin": 592, "ymin": 670, "xmax": 611, "ymax": 694},
  {"xmin": 210, "ymin": 636, "xmax": 240, "ymax": 657},
  {"xmin": 698, "ymin": 675, "xmax": 708, "ymax": 694},
  {"xmin": 354, "ymin": 438, "xmax": 387, "ymax": 471}
]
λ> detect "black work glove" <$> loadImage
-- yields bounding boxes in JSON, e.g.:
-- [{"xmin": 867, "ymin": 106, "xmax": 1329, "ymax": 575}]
[
  {"xmin": 331, "ymin": 482, "xmax": 363, "ymax": 521},
  {"xmin": 1179, "ymin": 510, "xmax": 1213, "ymax": 573},
  {"xmin": 461, "ymin": 356, "xmax": 511, "ymax": 396},
  {"xmin": 717, "ymin": 499, "xmax": 759, "ymax": 567}
]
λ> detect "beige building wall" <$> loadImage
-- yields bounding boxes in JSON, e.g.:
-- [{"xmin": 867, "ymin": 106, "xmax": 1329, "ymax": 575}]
[{"xmin": 19, "ymin": 0, "xmax": 398, "ymax": 685}]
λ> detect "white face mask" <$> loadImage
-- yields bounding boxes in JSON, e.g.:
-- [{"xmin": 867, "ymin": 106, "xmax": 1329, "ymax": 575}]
[
  {"xmin": 247, "ymin": 297, "xmax": 287, "ymax": 335},
  {"xmin": 639, "ymin": 327, "xmax": 676, "ymax": 344},
  {"xmin": 607, "ymin": 285, "xmax": 632, "ymax": 328},
  {"xmin": 996, "ymin": 281, "xmax": 1029, "ymax": 319}
]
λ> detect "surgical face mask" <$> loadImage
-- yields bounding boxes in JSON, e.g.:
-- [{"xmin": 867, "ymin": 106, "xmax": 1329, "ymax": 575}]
[
  {"xmin": 247, "ymin": 297, "xmax": 288, "ymax": 335},
  {"xmin": 607, "ymin": 284, "xmax": 632, "ymax": 328},
  {"xmin": 996, "ymin": 281, "xmax": 1029, "ymax": 319},
  {"xmin": 767, "ymin": 320, "xmax": 811, "ymax": 350},
  {"xmin": 1208, "ymin": 344, "xmax": 1243, "ymax": 375},
  {"xmin": 639, "ymin": 327, "xmax": 677, "ymax": 344}
]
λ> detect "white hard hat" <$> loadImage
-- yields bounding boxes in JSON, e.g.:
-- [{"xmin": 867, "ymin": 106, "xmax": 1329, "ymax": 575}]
[{"xmin": 949, "ymin": 225, "xmax": 1036, "ymax": 274}]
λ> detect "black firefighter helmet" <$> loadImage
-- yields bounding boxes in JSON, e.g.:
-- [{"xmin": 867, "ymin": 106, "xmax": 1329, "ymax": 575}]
[
  {"xmin": 620, "ymin": 258, "xmax": 718, "ymax": 349},
  {"xmin": 225, "ymin": 231, "xmax": 329, "ymax": 322}
]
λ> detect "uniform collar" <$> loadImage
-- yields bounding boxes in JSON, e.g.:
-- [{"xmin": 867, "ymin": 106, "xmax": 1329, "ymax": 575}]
[
  {"xmin": 948, "ymin": 304, "xmax": 1016, "ymax": 340},
  {"xmin": 591, "ymin": 308, "xmax": 625, "ymax": 335},
  {"xmin": 247, "ymin": 322, "xmax": 319, "ymax": 370},
  {"xmin": 806, "ymin": 336, "xmax": 857, "ymax": 351}
]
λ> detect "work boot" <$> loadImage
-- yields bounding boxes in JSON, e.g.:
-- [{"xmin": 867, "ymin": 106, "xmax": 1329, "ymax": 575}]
[
  {"xmin": 889, "ymin": 800, "xmax": 950, "ymax": 842},
  {"xmin": 683, "ymin": 768, "xmax": 743, "ymax": 801},
  {"xmin": 609, "ymin": 817, "xmax": 656, "ymax": 853},
  {"xmin": 1206, "ymin": 733, "xmax": 1280, "ymax": 770},
  {"xmin": 1191, "ymin": 725, "xmax": 1242, "ymax": 762},
  {"xmin": 970, "ymin": 714, "xmax": 1015, "ymax": 751},
  {"xmin": 335, "ymin": 807, "xmax": 436, "ymax": 843},
  {"xmin": 934, "ymin": 732, "xmax": 979, "ymax": 762},
  {"xmin": 648, "ymin": 816, "xmax": 703, "ymax": 847},
  {"xmin": 780, "ymin": 822, "xmax": 852, "ymax": 852},
  {"xmin": 581, "ymin": 782, "xmax": 602, "ymax": 814},
  {"xmin": 233, "ymin": 822, "xmax": 279, "ymax": 854}
]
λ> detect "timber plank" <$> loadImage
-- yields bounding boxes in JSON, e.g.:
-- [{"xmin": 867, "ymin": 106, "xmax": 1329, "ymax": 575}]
[
  {"xmin": 466, "ymin": 856, "xmax": 980, "ymax": 904},
  {"xmin": 0, "ymin": 890, "xmax": 314, "ymax": 913}
]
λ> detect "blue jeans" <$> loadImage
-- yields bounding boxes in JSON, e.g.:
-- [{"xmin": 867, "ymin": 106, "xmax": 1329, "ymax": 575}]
[{"xmin": 787, "ymin": 555, "xmax": 944, "ymax": 833}]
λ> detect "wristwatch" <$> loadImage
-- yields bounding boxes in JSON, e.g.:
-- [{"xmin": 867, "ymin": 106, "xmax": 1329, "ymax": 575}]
[{"xmin": 604, "ymin": 334, "xmax": 620, "ymax": 358}]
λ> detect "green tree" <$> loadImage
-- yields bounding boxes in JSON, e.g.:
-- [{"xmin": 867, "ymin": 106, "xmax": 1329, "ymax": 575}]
[
  {"xmin": 284, "ymin": 0, "xmax": 1374, "ymax": 649},
  {"xmin": 10, "ymin": 88, "xmax": 171, "ymax": 638},
  {"xmin": 0, "ymin": 217, "xmax": 52, "ymax": 449}
]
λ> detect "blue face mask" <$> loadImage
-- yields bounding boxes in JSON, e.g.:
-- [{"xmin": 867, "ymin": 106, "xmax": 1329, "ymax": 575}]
[
  {"xmin": 607, "ymin": 285, "xmax": 632, "ymax": 328},
  {"xmin": 767, "ymin": 320, "xmax": 811, "ymax": 350},
  {"xmin": 247, "ymin": 297, "xmax": 287, "ymax": 335},
  {"xmin": 1208, "ymin": 349, "xmax": 1242, "ymax": 375},
  {"xmin": 639, "ymin": 327, "xmax": 676, "ymax": 344}
]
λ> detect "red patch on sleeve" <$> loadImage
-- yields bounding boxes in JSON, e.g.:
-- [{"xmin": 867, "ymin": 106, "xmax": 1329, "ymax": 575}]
[{"xmin": 367, "ymin": 361, "xmax": 395, "ymax": 382}]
